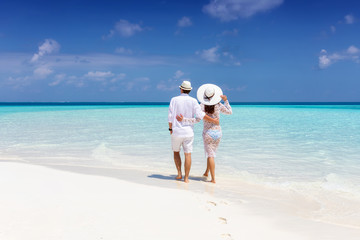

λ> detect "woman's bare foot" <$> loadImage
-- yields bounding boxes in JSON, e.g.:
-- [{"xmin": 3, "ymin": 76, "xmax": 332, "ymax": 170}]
[
  {"xmin": 184, "ymin": 177, "xmax": 189, "ymax": 183},
  {"xmin": 203, "ymin": 172, "xmax": 209, "ymax": 177},
  {"xmin": 210, "ymin": 179, "xmax": 216, "ymax": 183},
  {"xmin": 175, "ymin": 174, "xmax": 182, "ymax": 180}
]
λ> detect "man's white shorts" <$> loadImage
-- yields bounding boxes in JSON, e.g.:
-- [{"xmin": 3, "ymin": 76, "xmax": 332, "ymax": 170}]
[{"xmin": 171, "ymin": 135, "xmax": 194, "ymax": 153}]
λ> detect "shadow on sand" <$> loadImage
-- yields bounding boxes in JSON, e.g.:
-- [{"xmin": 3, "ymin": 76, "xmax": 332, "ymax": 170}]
[{"xmin": 148, "ymin": 174, "xmax": 207, "ymax": 182}]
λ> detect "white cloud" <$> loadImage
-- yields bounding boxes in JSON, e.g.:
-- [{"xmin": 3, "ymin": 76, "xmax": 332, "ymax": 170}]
[
  {"xmin": 344, "ymin": 14, "xmax": 355, "ymax": 24},
  {"xmin": 197, "ymin": 46, "xmax": 220, "ymax": 62},
  {"xmin": 31, "ymin": 39, "xmax": 60, "ymax": 62},
  {"xmin": 196, "ymin": 46, "xmax": 242, "ymax": 66},
  {"xmin": 49, "ymin": 74, "xmax": 66, "ymax": 86},
  {"xmin": 347, "ymin": 45, "xmax": 359, "ymax": 54},
  {"xmin": 319, "ymin": 51, "xmax": 332, "ymax": 69},
  {"xmin": 106, "ymin": 20, "xmax": 143, "ymax": 38},
  {"xmin": 85, "ymin": 71, "xmax": 114, "ymax": 79},
  {"xmin": 174, "ymin": 70, "xmax": 184, "ymax": 79},
  {"xmin": 318, "ymin": 46, "xmax": 360, "ymax": 69},
  {"xmin": 33, "ymin": 66, "xmax": 53, "ymax": 79},
  {"xmin": 178, "ymin": 16, "xmax": 192, "ymax": 27},
  {"xmin": 203, "ymin": 0, "xmax": 284, "ymax": 21}
]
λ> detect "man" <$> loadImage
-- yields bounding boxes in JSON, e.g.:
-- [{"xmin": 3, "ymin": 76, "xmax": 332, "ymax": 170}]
[{"xmin": 168, "ymin": 80, "xmax": 218, "ymax": 183}]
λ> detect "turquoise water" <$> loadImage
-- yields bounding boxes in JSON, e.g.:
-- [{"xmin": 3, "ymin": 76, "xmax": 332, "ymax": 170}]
[
  {"xmin": 1, "ymin": 104, "xmax": 359, "ymax": 179},
  {"xmin": 1, "ymin": 104, "xmax": 359, "ymax": 183},
  {"xmin": 1, "ymin": 104, "xmax": 360, "ymax": 225}
]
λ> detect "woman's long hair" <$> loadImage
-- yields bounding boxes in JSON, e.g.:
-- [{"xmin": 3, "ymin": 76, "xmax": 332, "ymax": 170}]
[{"xmin": 205, "ymin": 104, "xmax": 215, "ymax": 114}]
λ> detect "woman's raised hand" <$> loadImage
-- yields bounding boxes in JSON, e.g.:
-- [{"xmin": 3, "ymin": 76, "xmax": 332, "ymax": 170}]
[{"xmin": 220, "ymin": 95, "xmax": 227, "ymax": 101}]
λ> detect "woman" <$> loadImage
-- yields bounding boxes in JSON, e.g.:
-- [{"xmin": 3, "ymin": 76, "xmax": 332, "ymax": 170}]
[{"xmin": 177, "ymin": 84, "xmax": 232, "ymax": 183}]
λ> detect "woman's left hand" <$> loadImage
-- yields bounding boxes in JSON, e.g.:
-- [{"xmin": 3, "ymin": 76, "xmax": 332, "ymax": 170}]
[
  {"xmin": 220, "ymin": 95, "xmax": 227, "ymax": 101},
  {"xmin": 176, "ymin": 114, "xmax": 183, "ymax": 121}
]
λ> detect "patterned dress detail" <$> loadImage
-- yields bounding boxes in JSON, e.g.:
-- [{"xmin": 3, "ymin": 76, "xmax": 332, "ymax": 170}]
[{"xmin": 182, "ymin": 100, "xmax": 232, "ymax": 157}]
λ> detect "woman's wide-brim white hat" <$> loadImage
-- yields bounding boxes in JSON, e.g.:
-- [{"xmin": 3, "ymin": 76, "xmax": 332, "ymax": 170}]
[{"xmin": 197, "ymin": 84, "xmax": 223, "ymax": 105}]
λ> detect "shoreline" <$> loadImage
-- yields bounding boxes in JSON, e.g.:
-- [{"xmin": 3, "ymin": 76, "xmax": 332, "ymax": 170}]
[{"xmin": 1, "ymin": 161, "xmax": 360, "ymax": 240}]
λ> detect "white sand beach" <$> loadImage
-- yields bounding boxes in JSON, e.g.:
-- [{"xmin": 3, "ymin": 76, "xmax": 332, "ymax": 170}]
[{"xmin": 1, "ymin": 162, "xmax": 360, "ymax": 240}]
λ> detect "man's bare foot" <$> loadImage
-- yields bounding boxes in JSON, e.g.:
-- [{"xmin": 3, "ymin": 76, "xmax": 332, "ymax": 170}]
[
  {"xmin": 184, "ymin": 177, "xmax": 189, "ymax": 183},
  {"xmin": 175, "ymin": 175, "xmax": 182, "ymax": 180}
]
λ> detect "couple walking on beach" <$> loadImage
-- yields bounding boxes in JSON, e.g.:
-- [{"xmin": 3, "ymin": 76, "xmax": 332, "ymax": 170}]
[{"xmin": 168, "ymin": 81, "xmax": 232, "ymax": 183}]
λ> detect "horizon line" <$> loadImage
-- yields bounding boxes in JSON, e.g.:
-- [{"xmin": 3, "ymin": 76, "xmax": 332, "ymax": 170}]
[{"xmin": 1, "ymin": 102, "xmax": 360, "ymax": 106}]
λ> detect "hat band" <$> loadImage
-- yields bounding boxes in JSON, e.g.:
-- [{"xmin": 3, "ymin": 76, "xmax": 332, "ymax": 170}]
[
  {"xmin": 204, "ymin": 92, "xmax": 215, "ymax": 101},
  {"xmin": 180, "ymin": 86, "xmax": 191, "ymax": 90}
]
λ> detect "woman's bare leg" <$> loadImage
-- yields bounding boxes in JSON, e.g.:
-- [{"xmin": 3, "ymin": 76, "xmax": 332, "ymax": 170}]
[
  {"xmin": 208, "ymin": 157, "xmax": 216, "ymax": 183},
  {"xmin": 203, "ymin": 158, "xmax": 210, "ymax": 177}
]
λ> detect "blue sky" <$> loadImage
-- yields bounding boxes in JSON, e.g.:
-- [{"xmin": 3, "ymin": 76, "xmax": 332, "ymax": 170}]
[{"xmin": 0, "ymin": 0, "xmax": 359, "ymax": 102}]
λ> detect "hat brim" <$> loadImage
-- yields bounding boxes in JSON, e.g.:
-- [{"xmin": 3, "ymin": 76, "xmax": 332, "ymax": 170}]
[
  {"xmin": 197, "ymin": 84, "xmax": 223, "ymax": 105},
  {"xmin": 179, "ymin": 86, "xmax": 192, "ymax": 90}
]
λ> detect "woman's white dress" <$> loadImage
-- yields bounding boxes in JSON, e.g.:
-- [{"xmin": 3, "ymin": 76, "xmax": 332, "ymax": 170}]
[{"xmin": 183, "ymin": 100, "xmax": 232, "ymax": 157}]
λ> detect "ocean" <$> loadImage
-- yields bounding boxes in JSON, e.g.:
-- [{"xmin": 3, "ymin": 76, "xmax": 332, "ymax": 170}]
[{"xmin": 1, "ymin": 103, "xmax": 359, "ymax": 227}]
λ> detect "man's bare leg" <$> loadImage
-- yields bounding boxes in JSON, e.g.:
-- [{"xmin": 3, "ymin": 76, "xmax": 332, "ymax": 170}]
[
  {"xmin": 184, "ymin": 153, "xmax": 192, "ymax": 183},
  {"xmin": 174, "ymin": 152, "xmax": 182, "ymax": 180}
]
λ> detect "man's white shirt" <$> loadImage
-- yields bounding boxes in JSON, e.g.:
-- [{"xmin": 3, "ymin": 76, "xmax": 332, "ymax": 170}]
[{"xmin": 168, "ymin": 93, "xmax": 205, "ymax": 137}]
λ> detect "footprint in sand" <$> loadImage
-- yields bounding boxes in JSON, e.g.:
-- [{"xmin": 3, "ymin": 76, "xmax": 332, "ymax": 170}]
[
  {"xmin": 221, "ymin": 233, "xmax": 232, "ymax": 240},
  {"xmin": 218, "ymin": 217, "xmax": 227, "ymax": 224},
  {"xmin": 205, "ymin": 200, "xmax": 217, "ymax": 211},
  {"xmin": 207, "ymin": 201, "xmax": 217, "ymax": 206}
]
